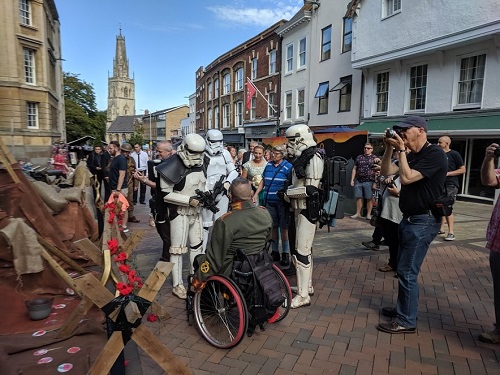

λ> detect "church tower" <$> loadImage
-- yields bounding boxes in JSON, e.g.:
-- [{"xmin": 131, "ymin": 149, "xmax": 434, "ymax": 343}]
[{"xmin": 107, "ymin": 28, "xmax": 135, "ymax": 130}]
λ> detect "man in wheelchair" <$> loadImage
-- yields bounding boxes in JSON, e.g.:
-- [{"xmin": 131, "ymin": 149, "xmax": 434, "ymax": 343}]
[{"xmin": 191, "ymin": 177, "xmax": 287, "ymax": 335}]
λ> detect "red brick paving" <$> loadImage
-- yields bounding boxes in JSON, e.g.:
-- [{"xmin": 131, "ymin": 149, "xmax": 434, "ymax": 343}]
[{"xmin": 128, "ymin": 201, "xmax": 500, "ymax": 374}]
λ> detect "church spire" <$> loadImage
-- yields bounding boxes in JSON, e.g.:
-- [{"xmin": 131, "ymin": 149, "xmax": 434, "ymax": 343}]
[{"xmin": 113, "ymin": 28, "xmax": 129, "ymax": 78}]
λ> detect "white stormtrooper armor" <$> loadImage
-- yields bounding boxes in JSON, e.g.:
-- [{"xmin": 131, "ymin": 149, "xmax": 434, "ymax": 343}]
[
  {"xmin": 158, "ymin": 133, "xmax": 206, "ymax": 299},
  {"xmin": 285, "ymin": 124, "xmax": 324, "ymax": 308},
  {"xmin": 202, "ymin": 129, "xmax": 239, "ymax": 251}
]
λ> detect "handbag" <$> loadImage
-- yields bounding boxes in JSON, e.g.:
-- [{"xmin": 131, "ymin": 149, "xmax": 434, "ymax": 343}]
[{"xmin": 369, "ymin": 194, "xmax": 382, "ymax": 227}]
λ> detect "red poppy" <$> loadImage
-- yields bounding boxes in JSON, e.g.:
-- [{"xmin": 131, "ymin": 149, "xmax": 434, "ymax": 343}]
[
  {"xmin": 118, "ymin": 264, "xmax": 131, "ymax": 273},
  {"xmin": 146, "ymin": 313, "xmax": 158, "ymax": 322},
  {"xmin": 114, "ymin": 253, "xmax": 128, "ymax": 262}
]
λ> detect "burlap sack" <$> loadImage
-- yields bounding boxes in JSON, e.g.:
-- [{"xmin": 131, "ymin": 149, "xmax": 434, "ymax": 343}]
[
  {"xmin": 58, "ymin": 187, "xmax": 83, "ymax": 203},
  {"xmin": 31, "ymin": 181, "xmax": 67, "ymax": 214}
]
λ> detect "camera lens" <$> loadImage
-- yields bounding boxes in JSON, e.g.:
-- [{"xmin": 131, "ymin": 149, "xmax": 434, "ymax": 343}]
[
  {"xmin": 494, "ymin": 147, "xmax": 500, "ymax": 157},
  {"xmin": 385, "ymin": 129, "xmax": 397, "ymax": 139}
]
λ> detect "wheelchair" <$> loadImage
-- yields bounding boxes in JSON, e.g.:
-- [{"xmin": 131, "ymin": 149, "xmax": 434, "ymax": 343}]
[{"xmin": 186, "ymin": 259, "xmax": 292, "ymax": 349}]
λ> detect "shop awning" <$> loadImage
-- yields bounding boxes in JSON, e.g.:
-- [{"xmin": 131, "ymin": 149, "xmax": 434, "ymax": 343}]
[{"xmin": 356, "ymin": 114, "xmax": 500, "ymax": 137}]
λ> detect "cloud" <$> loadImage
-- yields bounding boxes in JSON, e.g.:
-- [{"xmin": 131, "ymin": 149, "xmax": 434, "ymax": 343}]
[{"xmin": 207, "ymin": 1, "xmax": 302, "ymax": 28}]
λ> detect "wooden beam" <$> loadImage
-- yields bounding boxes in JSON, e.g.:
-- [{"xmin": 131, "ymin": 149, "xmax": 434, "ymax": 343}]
[
  {"xmin": 40, "ymin": 249, "xmax": 82, "ymax": 297},
  {"xmin": 56, "ymin": 297, "xmax": 94, "ymax": 338},
  {"xmin": 88, "ymin": 331, "xmax": 125, "ymax": 375},
  {"xmin": 73, "ymin": 273, "xmax": 115, "ymax": 309},
  {"xmin": 132, "ymin": 325, "xmax": 191, "ymax": 375},
  {"xmin": 74, "ymin": 238, "xmax": 103, "ymax": 267},
  {"xmin": 137, "ymin": 261, "xmax": 173, "ymax": 302},
  {"xmin": 38, "ymin": 235, "xmax": 88, "ymax": 275}
]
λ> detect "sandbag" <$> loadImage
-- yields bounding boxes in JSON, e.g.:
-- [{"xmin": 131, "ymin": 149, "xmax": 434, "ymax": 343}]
[
  {"xmin": 31, "ymin": 181, "xmax": 67, "ymax": 214},
  {"xmin": 73, "ymin": 160, "xmax": 92, "ymax": 188},
  {"xmin": 58, "ymin": 187, "xmax": 83, "ymax": 203}
]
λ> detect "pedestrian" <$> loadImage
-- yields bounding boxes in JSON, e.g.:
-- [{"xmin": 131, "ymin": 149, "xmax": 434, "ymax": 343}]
[
  {"xmin": 378, "ymin": 116, "xmax": 447, "ymax": 334},
  {"xmin": 437, "ymin": 136, "xmax": 466, "ymax": 241},
  {"xmin": 108, "ymin": 141, "xmax": 129, "ymax": 232},
  {"xmin": 350, "ymin": 143, "xmax": 379, "ymax": 219},
  {"xmin": 131, "ymin": 143, "xmax": 149, "ymax": 205},
  {"xmin": 478, "ymin": 142, "xmax": 500, "ymax": 344},
  {"xmin": 87, "ymin": 143, "xmax": 110, "ymax": 198},
  {"xmin": 253, "ymin": 145, "xmax": 293, "ymax": 266},
  {"xmin": 242, "ymin": 141, "xmax": 258, "ymax": 164},
  {"xmin": 134, "ymin": 141, "xmax": 173, "ymax": 262},
  {"xmin": 121, "ymin": 143, "xmax": 140, "ymax": 224},
  {"xmin": 241, "ymin": 144, "xmax": 267, "ymax": 204}
]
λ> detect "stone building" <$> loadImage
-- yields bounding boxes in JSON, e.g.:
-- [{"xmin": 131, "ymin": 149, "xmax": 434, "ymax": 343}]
[
  {"xmin": 106, "ymin": 29, "xmax": 135, "ymax": 133},
  {"xmin": 0, "ymin": 0, "xmax": 65, "ymax": 163},
  {"xmin": 195, "ymin": 20, "xmax": 286, "ymax": 148}
]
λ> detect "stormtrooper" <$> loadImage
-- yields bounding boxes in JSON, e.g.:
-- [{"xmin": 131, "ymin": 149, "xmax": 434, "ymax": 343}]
[
  {"xmin": 201, "ymin": 129, "xmax": 239, "ymax": 251},
  {"xmin": 284, "ymin": 124, "xmax": 324, "ymax": 308},
  {"xmin": 156, "ymin": 133, "xmax": 206, "ymax": 299}
]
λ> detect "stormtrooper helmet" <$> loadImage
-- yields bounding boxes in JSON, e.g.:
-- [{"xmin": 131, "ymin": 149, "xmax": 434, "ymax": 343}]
[
  {"xmin": 205, "ymin": 129, "xmax": 224, "ymax": 156},
  {"xmin": 285, "ymin": 124, "xmax": 316, "ymax": 157},
  {"xmin": 178, "ymin": 133, "xmax": 206, "ymax": 168}
]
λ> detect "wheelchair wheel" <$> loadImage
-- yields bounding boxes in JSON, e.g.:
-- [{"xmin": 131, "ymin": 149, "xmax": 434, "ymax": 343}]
[
  {"xmin": 271, "ymin": 264, "xmax": 293, "ymax": 323},
  {"xmin": 194, "ymin": 275, "xmax": 248, "ymax": 348}
]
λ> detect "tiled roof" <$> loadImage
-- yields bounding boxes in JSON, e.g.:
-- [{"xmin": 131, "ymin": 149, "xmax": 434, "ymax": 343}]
[{"xmin": 107, "ymin": 115, "xmax": 141, "ymax": 133}]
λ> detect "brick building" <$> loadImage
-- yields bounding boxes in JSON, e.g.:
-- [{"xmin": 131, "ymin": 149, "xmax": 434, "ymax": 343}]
[{"xmin": 195, "ymin": 20, "xmax": 286, "ymax": 148}]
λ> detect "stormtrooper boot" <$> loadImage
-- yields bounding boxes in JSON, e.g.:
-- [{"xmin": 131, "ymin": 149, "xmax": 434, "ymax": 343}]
[
  {"xmin": 290, "ymin": 259, "xmax": 311, "ymax": 308},
  {"xmin": 171, "ymin": 254, "xmax": 186, "ymax": 299},
  {"xmin": 290, "ymin": 256, "xmax": 314, "ymax": 295}
]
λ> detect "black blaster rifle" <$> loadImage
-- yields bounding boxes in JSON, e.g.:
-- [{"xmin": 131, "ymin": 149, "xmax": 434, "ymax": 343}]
[{"xmin": 194, "ymin": 175, "xmax": 226, "ymax": 214}]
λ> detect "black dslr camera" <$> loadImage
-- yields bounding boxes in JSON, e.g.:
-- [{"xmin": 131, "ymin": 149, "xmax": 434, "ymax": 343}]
[
  {"xmin": 494, "ymin": 147, "xmax": 500, "ymax": 157},
  {"xmin": 385, "ymin": 129, "xmax": 398, "ymax": 139}
]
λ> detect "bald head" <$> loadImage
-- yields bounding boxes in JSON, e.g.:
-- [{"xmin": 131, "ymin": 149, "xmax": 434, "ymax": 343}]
[
  {"xmin": 229, "ymin": 177, "xmax": 252, "ymax": 202},
  {"xmin": 438, "ymin": 136, "xmax": 451, "ymax": 151}
]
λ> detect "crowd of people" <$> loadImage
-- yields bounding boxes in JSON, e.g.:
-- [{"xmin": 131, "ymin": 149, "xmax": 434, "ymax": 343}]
[{"xmin": 56, "ymin": 115, "xmax": 499, "ymax": 341}]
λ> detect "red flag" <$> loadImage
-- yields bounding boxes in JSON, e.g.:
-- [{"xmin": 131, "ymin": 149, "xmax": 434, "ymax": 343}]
[{"xmin": 246, "ymin": 78, "xmax": 257, "ymax": 110}]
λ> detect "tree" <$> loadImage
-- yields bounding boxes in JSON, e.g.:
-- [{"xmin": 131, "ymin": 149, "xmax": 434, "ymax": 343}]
[{"xmin": 64, "ymin": 72, "xmax": 106, "ymax": 142}]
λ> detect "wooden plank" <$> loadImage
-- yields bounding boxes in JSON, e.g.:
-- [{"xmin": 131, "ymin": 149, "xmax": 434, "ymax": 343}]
[
  {"xmin": 122, "ymin": 230, "xmax": 144, "ymax": 256},
  {"xmin": 0, "ymin": 139, "xmax": 20, "ymax": 183},
  {"xmin": 132, "ymin": 325, "xmax": 191, "ymax": 375},
  {"xmin": 88, "ymin": 331, "xmax": 125, "ymax": 375},
  {"xmin": 73, "ymin": 273, "xmax": 115, "ymax": 309},
  {"xmin": 73, "ymin": 238, "xmax": 103, "ymax": 267},
  {"xmin": 38, "ymin": 235, "xmax": 88, "ymax": 275},
  {"xmin": 40, "ymin": 250, "xmax": 82, "ymax": 297},
  {"xmin": 56, "ymin": 297, "xmax": 94, "ymax": 338},
  {"xmin": 150, "ymin": 301, "xmax": 171, "ymax": 320},
  {"xmin": 137, "ymin": 261, "xmax": 173, "ymax": 302}
]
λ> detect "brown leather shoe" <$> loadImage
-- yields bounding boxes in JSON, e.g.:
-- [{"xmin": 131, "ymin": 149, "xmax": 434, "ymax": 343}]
[{"xmin": 128, "ymin": 216, "xmax": 140, "ymax": 223}]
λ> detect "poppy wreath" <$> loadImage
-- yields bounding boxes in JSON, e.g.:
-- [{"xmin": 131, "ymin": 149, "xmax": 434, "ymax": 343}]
[{"xmin": 104, "ymin": 199, "xmax": 125, "ymax": 231}]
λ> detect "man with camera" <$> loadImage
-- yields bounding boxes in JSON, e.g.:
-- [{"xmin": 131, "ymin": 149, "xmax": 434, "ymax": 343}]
[
  {"xmin": 437, "ymin": 136, "xmax": 466, "ymax": 241},
  {"xmin": 478, "ymin": 142, "xmax": 500, "ymax": 344},
  {"xmin": 378, "ymin": 116, "xmax": 447, "ymax": 334}
]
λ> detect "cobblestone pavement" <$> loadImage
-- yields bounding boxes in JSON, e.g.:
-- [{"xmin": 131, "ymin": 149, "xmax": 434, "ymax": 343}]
[{"xmin": 124, "ymin": 198, "xmax": 500, "ymax": 374}]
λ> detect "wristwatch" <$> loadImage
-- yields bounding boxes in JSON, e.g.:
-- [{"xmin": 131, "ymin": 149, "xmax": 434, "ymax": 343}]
[{"xmin": 398, "ymin": 149, "xmax": 406, "ymax": 153}]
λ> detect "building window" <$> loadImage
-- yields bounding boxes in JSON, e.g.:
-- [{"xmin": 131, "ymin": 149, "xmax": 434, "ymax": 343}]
[
  {"xmin": 376, "ymin": 72, "xmax": 390, "ymax": 113},
  {"xmin": 207, "ymin": 82, "xmax": 212, "ymax": 100},
  {"xmin": 297, "ymin": 89, "xmax": 305, "ymax": 117},
  {"xmin": 269, "ymin": 50, "xmax": 276, "ymax": 74},
  {"xmin": 409, "ymin": 64, "xmax": 427, "ymax": 111},
  {"xmin": 285, "ymin": 92, "xmax": 292, "ymax": 119},
  {"xmin": 250, "ymin": 97, "xmax": 257, "ymax": 119},
  {"xmin": 223, "ymin": 73, "xmax": 230, "ymax": 95},
  {"xmin": 23, "ymin": 48, "xmax": 35, "ymax": 84},
  {"xmin": 268, "ymin": 92, "xmax": 275, "ymax": 117},
  {"xmin": 234, "ymin": 101, "xmax": 243, "ymax": 127},
  {"xmin": 321, "ymin": 26, "xmax": 332, "ymax": 61},
  {"xmin": 251, "ymin": 58, "xmax": 258, "ymax": 80},
  {"xmin": 222, "ymin": 104, "xmax": 230, "ymax": 128},
  {"xmin": 331, "ymin": 76, "xmax": 352, "ymax": 112},
  {"xmin": 208, "ymin": 108, "xmax": 213, "ymax": 129},
  {"xmin": 299, "ymin": 37, "xmax": 306, "ymax": 68},
  {"xmin": 385, "ymin": 0, "xmax": 401, "ymax": 17},
  {"xmin": 342, "ymin": 18, "xmax": 352, "ymax": 53},
  {"xmin": 286, "ymin": 43, "xmax": 294, "ymax": 73},
  {"xmin": 19, "ymin": 0, "xmax": 31, "ymax": 25},
  {"xmin": 235, "ymin": 68, "xmax": 244, "ymax": 91},
  {"xmin": 26, "ymin": 102, "xmax": 38, "ymax": 128},
  {"xmin": 315, "ymin": 82, "xmax": 329, "ymax": 114},
  {"xmin": 50, "ymin": 105, "xmax": 57, "ymax": 130},
  {"xmin": 457, "ymin": 54, "xmax": 486, "ymax": 106},
  {"xmin": 214, "ymin": 106, "xmax": 219, "ymax": 128},
  {"xmin": 214, "ymin": 78, "xmax": 219, "ymax": 98}
]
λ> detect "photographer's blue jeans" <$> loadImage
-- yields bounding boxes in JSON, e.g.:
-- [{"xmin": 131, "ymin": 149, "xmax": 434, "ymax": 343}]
[{"xmin": 396, "ymin": 213, "xmax": 441, "ymax": 328}]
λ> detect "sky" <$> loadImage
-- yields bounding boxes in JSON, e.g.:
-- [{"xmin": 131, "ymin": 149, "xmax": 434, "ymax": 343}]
[{"xmin": 56, "ymin": 0, "xmax": 303, "ymax": 113}]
